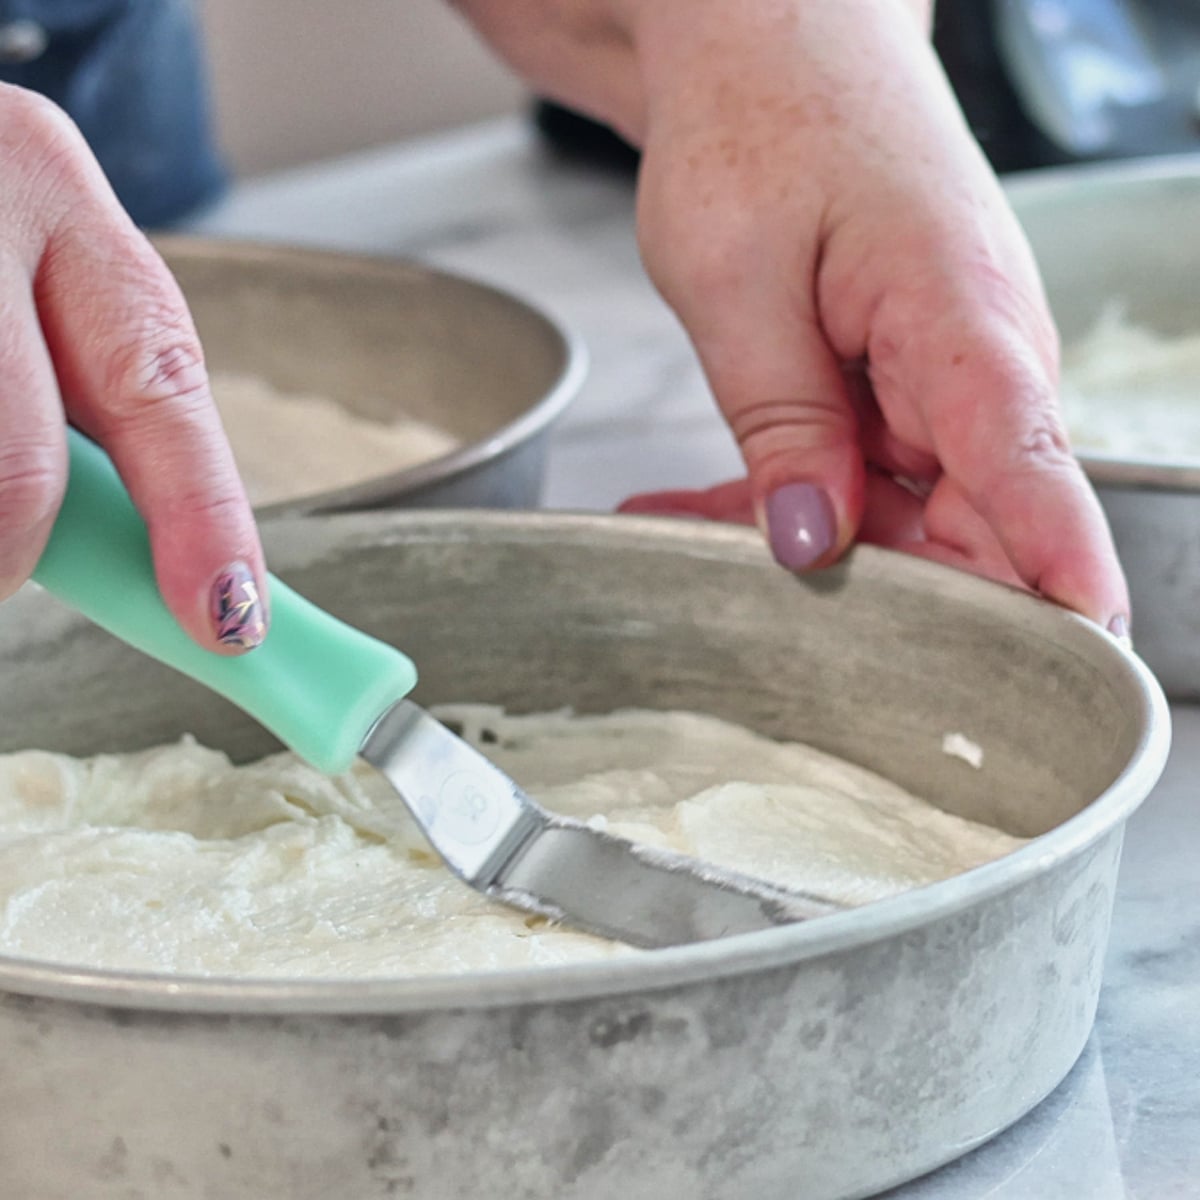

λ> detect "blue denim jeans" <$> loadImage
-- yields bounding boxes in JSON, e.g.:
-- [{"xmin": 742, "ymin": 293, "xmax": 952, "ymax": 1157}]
[{"xmin": 0, "ymin": 0, "xmax": 225, "ymax": 227}]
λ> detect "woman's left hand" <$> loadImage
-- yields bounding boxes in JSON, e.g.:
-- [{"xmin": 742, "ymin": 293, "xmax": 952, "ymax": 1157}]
[{"xmin": 455, "ymin": 0, "xmax": 1129, "ymax": 634}]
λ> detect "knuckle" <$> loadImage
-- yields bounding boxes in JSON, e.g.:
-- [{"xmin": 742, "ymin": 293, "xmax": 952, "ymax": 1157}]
[
  {"xmin": 1009, "ymin": 419, "xmax": 1075, "ymax": 473},
  {"xmin": 135, "ymin": 337, "xmax": 209, "ymax": 402},
  {"xmin": 101, "ymin": 318, "xmax": 210, "ymax": 424},
  {"xmin": 0, "ymin": 84, "xmax": 86, "ymax": 182},
  {"xmin": 159, "ymin": 485, "xmax": 245, "ymax": 525},
  {"xmin": 968, "ymin": 356, "xmax": 1076, "ymax": 479},
  {"xmin": 1, "ymin": 84, "xmax": 73, "ymax": 140},
  {"xmin": 0, "ymin": 442, "xmax": 63, "ymax": 529}
]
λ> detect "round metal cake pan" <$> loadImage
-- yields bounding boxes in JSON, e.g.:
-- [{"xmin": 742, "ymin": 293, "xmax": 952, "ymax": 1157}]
[
  {"xmin": 0, "ymin": 514, "xmax": 1170, "ymax": 1200},
  {"xmin": 1006, "ymin": 157, "xmax": 1200, "ymax": 697},
  {"xmin": 154, "ymin": 236, "xmax": 587, "ymax": 515}
]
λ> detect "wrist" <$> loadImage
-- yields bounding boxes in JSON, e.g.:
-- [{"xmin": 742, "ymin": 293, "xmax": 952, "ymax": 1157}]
[
  {"xmin": 620, "ymin": 0, "xmax": 936, "ymax": 138},
  {"xmin": 617, "ymin": 0, "xmax": 932, "ymax": 43}
]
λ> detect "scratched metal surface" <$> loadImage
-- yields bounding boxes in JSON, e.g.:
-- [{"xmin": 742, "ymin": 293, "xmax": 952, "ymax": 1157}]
[{"xmin": 0, "ymin": 513, "xmax": 1168, "ymax": 1199}]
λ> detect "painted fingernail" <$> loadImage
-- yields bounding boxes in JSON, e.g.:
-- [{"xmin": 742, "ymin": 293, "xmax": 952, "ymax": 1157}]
[
  {"xmin": 210, "ymin": 562, "xmax": 267, "ymax": 651},
  {"xmin": 1107, "ymin": 614, "xmax": 1132, "ymax": 649},
  {"xmin": 765, "ymin": 483, "xmax": 837, "ymax": 571}
]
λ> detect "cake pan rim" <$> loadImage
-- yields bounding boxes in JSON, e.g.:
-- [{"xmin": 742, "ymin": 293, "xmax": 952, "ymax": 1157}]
[
  {"xmin": 151, "ymin": 235, "xmax": 589, "ymax": 516},
  {"xmin": 0, "ymin": 516, "xmax": 1170, "ymax": 1016},
  {"xmin": 1004, "ymin": 156, "xmax": 1200, "ymax": 494}
]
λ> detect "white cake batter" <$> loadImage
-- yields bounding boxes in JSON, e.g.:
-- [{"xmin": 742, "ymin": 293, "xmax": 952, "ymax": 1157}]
[
  {"xmin": 0, "ymin": 707, "xmax": 1023, "ymax": 978},
  {"xmin": 211, "ymin": 371, "xmax": 459, "ymax": 506},
  {"xmin": 1062, "ymin": 307, "xmax": 1200, "ymax": 463}
]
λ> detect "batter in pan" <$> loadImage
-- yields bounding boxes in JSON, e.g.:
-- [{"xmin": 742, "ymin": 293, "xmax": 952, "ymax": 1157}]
[{"xmin": 0, "ymin": 707, "xmax": 1023, "ymax": 978}]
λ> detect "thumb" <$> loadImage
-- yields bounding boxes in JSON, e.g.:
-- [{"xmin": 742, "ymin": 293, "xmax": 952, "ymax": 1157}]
[{"xmin": 694, "ymin": 313, "xmax": 865, "ymax": 572}]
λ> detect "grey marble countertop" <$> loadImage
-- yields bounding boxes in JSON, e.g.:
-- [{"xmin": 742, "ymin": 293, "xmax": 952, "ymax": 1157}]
[{"xmin": 190, "ymin": 119, "xmax": 1199, "ymax": 1200}]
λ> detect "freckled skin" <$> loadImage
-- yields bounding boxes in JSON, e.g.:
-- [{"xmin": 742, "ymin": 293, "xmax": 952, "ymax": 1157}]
[
  {"xmin": 457, "ymin": 0, "xmax": 1128, "ymax": 630},
  {"xmin": 0, "ymin": 2, "xmax": 1127, "ymax": 636}
]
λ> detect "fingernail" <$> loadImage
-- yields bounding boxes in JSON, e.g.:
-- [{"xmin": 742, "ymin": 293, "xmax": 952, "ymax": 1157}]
[
  {"xmin": 210, "ymin": 562, "xmax": 267, "ymax": 651},
  {"xmin": 1107, "ymin": 614, "xmax": 1133, "ymax": 650},
  {"xmin": 764, "ymin": 483, "xmax": 837, "ymax": 571}
]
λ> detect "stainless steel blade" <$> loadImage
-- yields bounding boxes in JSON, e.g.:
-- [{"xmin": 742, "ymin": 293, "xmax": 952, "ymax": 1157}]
[{"xmin": 360, "ymin": 700, "xmax": 838, "ymax": 949}]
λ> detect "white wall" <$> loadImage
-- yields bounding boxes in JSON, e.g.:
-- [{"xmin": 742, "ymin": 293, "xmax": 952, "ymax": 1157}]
[{"xmin": 200, "ymin": 0, "xmax": 528, "ymax": 177}]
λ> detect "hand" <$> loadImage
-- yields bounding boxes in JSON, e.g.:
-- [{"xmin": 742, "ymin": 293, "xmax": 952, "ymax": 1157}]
[
  {"xmin": 0, "ymin": 83, "xmax": 267, "ymax": 651},
  {"xmin": 457, "ymin": 0, "xmax": 1129, "ymax": 634}
]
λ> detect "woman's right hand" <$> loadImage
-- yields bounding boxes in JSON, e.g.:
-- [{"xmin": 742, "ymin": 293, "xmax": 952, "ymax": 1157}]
[{"xmin": 0, "ymin": 83, "xmax": 267, "ymax": 652}]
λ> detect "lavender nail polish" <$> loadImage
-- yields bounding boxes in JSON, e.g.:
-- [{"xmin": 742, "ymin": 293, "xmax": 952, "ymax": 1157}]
[
  {"xmin": 210, "ymin": 562, "xmax": 266, "ymax": 650},
  {"xmin": 764, "ymin": 483, "xmax": 837, "ymax": 571}
]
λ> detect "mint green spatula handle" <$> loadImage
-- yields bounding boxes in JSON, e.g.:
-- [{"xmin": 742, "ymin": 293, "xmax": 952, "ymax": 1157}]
[{"xmin": 32, "ymin": 429, "xmax": 418, "ymax": 775}]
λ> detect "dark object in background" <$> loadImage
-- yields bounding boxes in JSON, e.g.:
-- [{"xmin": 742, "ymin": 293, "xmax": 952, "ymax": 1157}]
[
  {"xmin": 0, "ymin": 0, "xmax": 224, "ymax": 227},
  {"xmin": 945, "ymin": 0, "xmax": 1200, "ymax": 169},
  {"xmin": 533, "ymin": 99, "xmax": 639, "ymax": 174},
  {"xmin": 534, "ymin": 0, "xmax": 1200, "ymax": 177},
  {"xmin": 933, "ymin": 0, "xmax": 1069, "ymax": 172}
]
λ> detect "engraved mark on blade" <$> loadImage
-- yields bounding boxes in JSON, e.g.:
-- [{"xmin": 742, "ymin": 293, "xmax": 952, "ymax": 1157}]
[{"xmin": 436, "ymin": 771, "xmax": 504, "ymax": 845}]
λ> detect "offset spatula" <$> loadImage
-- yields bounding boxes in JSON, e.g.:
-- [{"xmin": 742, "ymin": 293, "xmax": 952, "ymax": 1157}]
[{"xmin": 31, "ymin": 430, "xmax": 836, "ymax": 948}]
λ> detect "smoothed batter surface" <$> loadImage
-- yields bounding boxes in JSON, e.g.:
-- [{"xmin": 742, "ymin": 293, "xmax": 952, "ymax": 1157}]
[{"xmin": 0, "ymin": 707, "xmax": 1024, "ymax": 978}]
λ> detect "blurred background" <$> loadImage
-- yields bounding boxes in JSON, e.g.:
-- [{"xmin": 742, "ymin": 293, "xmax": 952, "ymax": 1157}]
[
  {"xmin": 200, "ymin": 0, "xmax": 523, "ymax": 176},
  {"xmin": 199, "ymin": 0, "xmax": 1200, "ymax": 178}
]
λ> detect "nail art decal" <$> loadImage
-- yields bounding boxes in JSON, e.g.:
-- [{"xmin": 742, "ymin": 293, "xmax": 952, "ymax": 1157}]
[{"xmin": 211, "ymin": 564, "xmax": 266, "ymax": 649}]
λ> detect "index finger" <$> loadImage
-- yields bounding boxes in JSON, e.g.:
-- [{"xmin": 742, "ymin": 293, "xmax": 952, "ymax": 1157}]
[
  {"xmin": 29, "ymin": 123, "xmax": 268, "ymax": 653},
  {"xmin": 881, "ymin": 310, "xmax": 1129, "ymax": 633}
]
